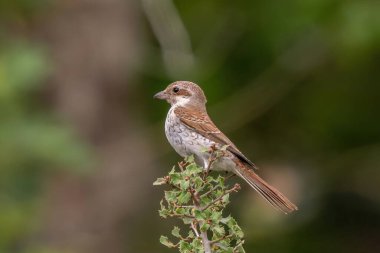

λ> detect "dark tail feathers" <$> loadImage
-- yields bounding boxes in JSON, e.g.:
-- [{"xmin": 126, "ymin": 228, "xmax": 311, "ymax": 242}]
[{"xmin": 234, "ymin": 165, "xmax": 298, "ymax": 214}]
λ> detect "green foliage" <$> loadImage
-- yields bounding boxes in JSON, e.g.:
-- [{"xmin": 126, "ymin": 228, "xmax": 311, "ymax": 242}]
[
  {"xmin": 0, "ymin": 39, "xmax": 92, "ymax": 252},
  {"xmin": 154, "ymin": 153, "xmax": 245, "ymax": 253}
]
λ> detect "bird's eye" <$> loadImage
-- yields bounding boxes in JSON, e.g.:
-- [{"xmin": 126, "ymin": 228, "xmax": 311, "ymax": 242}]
[{"xmin": 173, "ymin": 87, "xmax": 180, "ymax": 93}]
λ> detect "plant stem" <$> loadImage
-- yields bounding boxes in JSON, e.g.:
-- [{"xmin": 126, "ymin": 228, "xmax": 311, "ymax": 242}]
[
  {"xmin": 191, "ymin": 221, "xmax": 200, "ymax": 237},
  {"xmin": 190, "ymin": 173, "xmax": 212, "ymax": 253},
  {"xmin": 200, "ymin": 226, "xmax": 211, "ymax": 253},
  {"xmin": 200, "ymin": 184, "xmax": 240, "ymax": 211}
]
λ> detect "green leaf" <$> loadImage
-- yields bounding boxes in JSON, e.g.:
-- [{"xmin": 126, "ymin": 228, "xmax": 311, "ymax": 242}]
[
  {"xmin": 216, "ymin": 175, "xmax": 225, "ymax": 185},
  {"xmin": 182, "ymin": 217, "xmax": 193, "ymax": 224},
  {"xmin": 216, "ymin": 240, "xmax": 231, "ymax": 251},
  {"xmin": 177, "ymin": 191, "xmax": 191, "ymax": 204},
  {"xmin": 165, "ymin": 191, "xmax": 178, "ymax": 203},
  {"xmin": 179, "ymin": 241, "xmax": 192, "ymax": 252},
  {"xmin": 200, "ymin": 222, "xmax": 210, "ymax": 232},
  {"xmin": 160, "ymin": 236, "xmax": 175, "ymax": 248},
  {"xmin": 191, "ymin": 238, "xmax": 203, "ymax": 251},
  {"xmin": 221, "ymin": 216, "xmax": 231, "ymax": 224},
  {"xmin": 234, "ymin": 242, "xmax": 246, "ymax": 253},
  {"xmin": 185, "ymin": 155, "xmax": 195, "ymax": 163},
  {"xmin": 160, "ymin": 200, "xmax": 165, "ymax": 209},
  {"xmin": 212, "ymin": 225, "xmax": 225, "ymax": 237},
  {"xmin": 200, "ymin": 196, "xmax": 212, "ymax": 206},
  {"xmin": 171, "ymin": 226, "xmax": 181, "ymax": 238},
  {"xmin": 157, "ymin": 155, "xmax": 245, "ymax": 252},
  {"xmin": 174, "ymin": 207, "xmax": 186, "ymax": 215},
  {"xmin": 193, "ymin": 177, "xmax": 204, "ymax": 190},
  {"xmin": 168, "ymin": 167, "xmax": 176, "ymax": 175},
  {"xmin": 203, "ymin": 209, "xmax": 213, "ymax": 220},
  {"xmin": 169, "ymin": 172, "xmax": 182, "ymax": 185},
  {"xmin": 222, "ymin": 193, "xmax": 230, "ymax": 204},
  {"xmin": 153, "ymin": 177, "xmax": 167, "ymax": 186},
  {"xmin": 233, "ymin": 225, "xmax": 244, "ymax": 238},
  {"xmin": 221, "ymin": 216, "xmax": 237, "ymax": 227},
  {"xmin": 186, "ymin": 163, "xmax": 202, "ymax": 175},
  {"xmin": 213, "ymin": 189, "xmax": 224, "ymax": 199},
  {"xmin": 194, "ymin": 210, "xmax": 204, "ymax": 220},
  {"xmin": 210, "ymin": 211, "xmax": 222, "ymax": 222},
  {"xmin": 158, "ymin": 209, "xmax": 169, "ymax": 218},
  {"xmin": 179, "ymin": 180, "xmax": 190, "ymax": 190}
]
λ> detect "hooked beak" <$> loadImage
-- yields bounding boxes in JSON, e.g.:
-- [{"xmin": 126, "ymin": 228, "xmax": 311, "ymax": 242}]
[{"xmin": 153, "ymin": 90, "xmax": 168, "ymax": 100}]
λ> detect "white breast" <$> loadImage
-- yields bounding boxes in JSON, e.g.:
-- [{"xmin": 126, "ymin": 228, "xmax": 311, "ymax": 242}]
[
  {"xmin": 165, "ymin": 107, "xmax": 190, "ymax": 157},
  {"xmin": 164, "ymin": 106, "xmax": 236, "ymax": 172}
]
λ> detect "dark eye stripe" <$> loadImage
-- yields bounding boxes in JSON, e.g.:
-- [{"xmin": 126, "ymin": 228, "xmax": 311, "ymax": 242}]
[{"xmin": 176, "ymin": 89, "xmax": 191, "ymax": 96}]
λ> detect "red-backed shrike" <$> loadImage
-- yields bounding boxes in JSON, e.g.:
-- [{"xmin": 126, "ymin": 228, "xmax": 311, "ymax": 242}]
[{"xmin": 154, "ymin": 81, "xmax": 297, "ymax": 213}]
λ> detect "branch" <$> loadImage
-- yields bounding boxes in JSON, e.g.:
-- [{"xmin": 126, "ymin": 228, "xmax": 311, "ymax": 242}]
[
  {"xmin": 200, "ymin": 184, "xmax": 241, "ymax": 211},
  {"xmin": 200, "ymin": 228, "xmax": 212, "ymax": 253},
  {"xmin": 211, "ymin": 234, "xmax": 233, "ymax": 245},
  {"xmin": 155, "ymin": 155, "xmax": 245, "ymax": 252},
  {"xmin": 191, "ymin": 221, "xmax": 200, "ymax": 237},
  {"xmin": 191, "ymin": 178, "xmax": 212, "ymax": 253}
]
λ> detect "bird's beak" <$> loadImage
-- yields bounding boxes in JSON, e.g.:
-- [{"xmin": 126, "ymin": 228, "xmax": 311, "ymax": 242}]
[{"xmin": 153, "ymin": 90, "xmax": 168, "ymax": 100}]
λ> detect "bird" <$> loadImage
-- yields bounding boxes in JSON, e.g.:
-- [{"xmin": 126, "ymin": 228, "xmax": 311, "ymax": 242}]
[{"xmin": 154, "ymin": 81, "xmax": 298, "ymax": 214}]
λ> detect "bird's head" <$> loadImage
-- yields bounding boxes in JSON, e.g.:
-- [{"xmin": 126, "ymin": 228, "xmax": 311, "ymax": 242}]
[{"xmin": 154, "ymin": 81, "xmax": 207, "ymax": 107}]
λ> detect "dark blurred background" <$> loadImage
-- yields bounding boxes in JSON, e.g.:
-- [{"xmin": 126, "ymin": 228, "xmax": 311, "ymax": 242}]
[{"xmin": 1, "ymin": 0, "xmax": 380, "ymax": 252}]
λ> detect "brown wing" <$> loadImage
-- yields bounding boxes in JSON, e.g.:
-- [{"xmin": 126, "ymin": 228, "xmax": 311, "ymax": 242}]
[{"xmin": 174, "ymin": 106, "xmax": 256, "ymax": 168}]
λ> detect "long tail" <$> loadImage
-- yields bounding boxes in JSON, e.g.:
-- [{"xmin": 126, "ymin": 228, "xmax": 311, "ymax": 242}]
[{"xmin": 234, "ymin": 165, "xmax": 298, "ymax": 214}]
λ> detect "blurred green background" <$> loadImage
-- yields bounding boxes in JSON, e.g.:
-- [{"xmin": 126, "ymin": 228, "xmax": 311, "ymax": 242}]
[{"xmin": 0, "ymin": 0, "xmax": 379, "ymax": 252}]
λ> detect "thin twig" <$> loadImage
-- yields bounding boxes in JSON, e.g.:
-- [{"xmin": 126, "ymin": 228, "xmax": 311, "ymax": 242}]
[
  {"xmin": 201, "ymin": 173, "xmax": 236, "ymax": 198},
  {"xmin": 173, "ymin": 203, "xmax": 195, "ymax": 208},
  {"xmin": 200, "ymin": 184, "xmax": 222, "ymax": 199},
  {"xmin": 178, "ymin": 161, "xmax": 188, "ymax": 171},
  {"xmin": 191, "ymin": 221, "xmax": 200, "ymax": 237},
  {"xmin": 233, "ymin": 240, "xmax": 245, "ymax": 253},
  {"xmin": 169, "ymin": 213, "xmax": 195, "ymax": 219},
  {"xmin": 168, "ymin": 183, "xmax": 181, "ymax": 191},
  {"xmin": 200, "ymin": 184, "xmax": 240, "ymax": 211},
  {"xmin": 211, "ymin": 234, "xmax": 233, "ymax": 245}
]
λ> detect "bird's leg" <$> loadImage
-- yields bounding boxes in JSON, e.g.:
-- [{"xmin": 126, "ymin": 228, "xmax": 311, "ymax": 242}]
[
  {"xmin": 204, "ymin": 151, "xmax": 215, "ymax": 176},
  {"xmin": 207, "ymin": 144, "xmax": 218, "ymax": 169},
  {"xmin": 178, "ymin": 160, "xmax": 189, "ymax": 172},
  {"xmin": 202, "ymin": 144, "xmax": 223, "ymax": 180},
  {"xmin": 202, "ymin": 160, "xmax": 211, "ymax": 181},
  {"xmin": 204, "ymin": 160, "xmax": 210, "ymax": 173}
]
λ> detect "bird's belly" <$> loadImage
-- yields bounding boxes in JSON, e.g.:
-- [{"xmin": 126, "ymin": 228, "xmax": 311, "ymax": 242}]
[
  {"xmin": 165, "ymin": 118, "xmax": 190, "ymax": 157},
  {"xmin": 165, "ymin": 117, "xmax": 212, "ymax": 157},
  {"xmin": 165, "ymin": 126, "xmax": 235, "ymax": 172},
  {"xmin": 165, "ymin": 110, "xmax": 236, "ymax": 172},
  {"xmin": 165, "ymin": 123, "xmax": 211, "ymax": 157}
]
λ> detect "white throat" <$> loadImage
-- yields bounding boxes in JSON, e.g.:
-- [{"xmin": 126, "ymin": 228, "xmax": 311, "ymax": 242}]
[{"xmin": 172, "ymin": 96, "xmax": 190, "ymax": 107}]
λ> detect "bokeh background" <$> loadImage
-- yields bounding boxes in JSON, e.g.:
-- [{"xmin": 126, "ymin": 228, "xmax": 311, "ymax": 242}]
[{"xmin": 1, "ymin": 0, "xmax": 380, "ymax": 252}]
